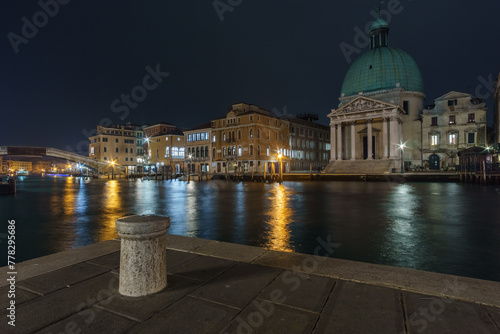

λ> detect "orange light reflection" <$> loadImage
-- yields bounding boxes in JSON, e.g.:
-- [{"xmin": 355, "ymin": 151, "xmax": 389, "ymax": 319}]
[{"xmin": 264, "ymin": 184, "xmax": 294, "ymax": 252}]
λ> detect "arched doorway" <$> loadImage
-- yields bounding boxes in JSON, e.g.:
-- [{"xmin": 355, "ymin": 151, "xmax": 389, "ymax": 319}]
[{"xmin": 429, "ymin": 154, "xmax": 440, "ymax": 170}]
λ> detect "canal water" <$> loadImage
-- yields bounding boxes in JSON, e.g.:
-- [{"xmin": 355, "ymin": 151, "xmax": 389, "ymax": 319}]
[{"xmin": 1, "ymin": 176, "xmax": 499, "ymax": 282}]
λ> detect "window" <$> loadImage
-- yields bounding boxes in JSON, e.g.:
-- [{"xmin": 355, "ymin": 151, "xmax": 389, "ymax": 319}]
[
  {"xmin": 179, "ymin": 148, "xmax": 184, "ymax": 158},
  {"xmin": 212, "ymin": 148, "xmax": 215, "ymax": 157},
  {"xmin": 468, "ymin": 132, "xmax": 475, "ymax": 144},
  {"xmin": 196, "ymin": 133, "xmax": 200, "ymax": 141},
  {"xmin": 165, "ymin": 147, "xmax": 169, "ymax": 157},
  {"xmin": 249, "ymin": 145, "xmax": 253, "ymax": 155},
  {"xmin": 172, "ymin": 147, "xmax": 179, "ymax": 157},
  {"xmin": 448, "ymin": 99, "xmax": 457, "ymax": 106},
  {"xmin": 201, "ymin": 132, "xmax": 205, "ymax": 141},
  {"xmin": 449, "ymin": 115, "xmax": 456, "ymax": 124},
  {"xmin": 431, "ymin": 117, "xmax": 438, "ymax": 126},
  {"xmin": 449, "ymin": 133, "xmax": 456, "ymax": 145},
  {"xmin": 238, "ymin": 118, "xmax": 241, "ymax": 123},
  {"xmin": 125, "ymin": 157, "xmax": 128, "ymax": 161},
  {"xmin": 250, "ymin": 116, "xmax": 253, "ymax": 121},
  {"xmin": 115, "ymin": 147, "xmax": 119, "ymax": 153},
  {"xmin": 238, "ymin": 146, "xmax": 242, "ymax": 156},
  {"xmin": 267, "ymin": 147, "xmax": 270, "ymax": 156},
  {"xmin": 165, "ymin": 137, "xmax": 169, "ymax": 141},
  {"xmin": 131, "ymin": 157, "xmax": 134, "ymax": 161},
  {"xmin": 130, "ymin": 148, "xmax": 133, "ymax": 153},
  {"xmin": 223, "ymin": 133, "xmax": 226, "ymax": 141},
  {"xmin": 212, "ymin": 135, "xmax": 216, "ymax": 143},
  {"xmin": 103, "ymin": 156, "xmax": 107, "ymax": 160},
  {"xmin": 257, "ymin": 129, "xmax": 261, "ymax": 139},
  {"xmin": 431, "ymin": 135, "xmax": 438, "ymax": 146},
  {"xmin": 115, "ymin": 138, "xmax": 119, "ymax": 143},
  {"xmin": 103, "ymin": 137, "xmax": 108, "ymax": 142},
  {"xmin": 223, "ymin": 147, "xmax": 226, "ymax": 156},
  {"xmin": 187, "ymin": 134, "xmax": 192, "ymax": 142},
  {"xmin": 468, "ymin": 113, "xmax": 475, "ymax": 123},
  {"xmin": 177, "ymin": 137, "xmax": 180, "ymax": 141},
  {"xmin": 238, "ymin": 130, "xmax": 241, "ymax": 140},
  {"xmin": 257, "ymin": 145, "xmax": 260, "ymax": 156},
  {"xmin": 250, "ymin": 129, "xmax": 253, "ymax": 138},
  {"xmin": 205, "ymin": 146, "xmax": 209, "ymax": 158}
]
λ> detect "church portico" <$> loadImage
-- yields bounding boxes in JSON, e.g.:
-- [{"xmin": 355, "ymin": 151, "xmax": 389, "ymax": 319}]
[{"xmin": 324, "ymin": 96, "xmax": 404, "ymax": 174}]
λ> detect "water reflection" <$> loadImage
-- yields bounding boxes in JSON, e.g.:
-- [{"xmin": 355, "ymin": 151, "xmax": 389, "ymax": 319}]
[
  {"xmin": 264, "ymin": 184, "xmax": 295, "ymax": 252},
  {"xmin": 100, "ymin": 180, "xmax": 121, "ymax": 241},
  {"xmin": 381, "ymin": 184, "xmax": 422, "ymax": 268}
]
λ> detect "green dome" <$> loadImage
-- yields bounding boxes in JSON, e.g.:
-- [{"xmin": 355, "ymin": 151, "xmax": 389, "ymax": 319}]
[{"xmin": 341, "ymin": 47, "xmax": 425, "ymax": 97}]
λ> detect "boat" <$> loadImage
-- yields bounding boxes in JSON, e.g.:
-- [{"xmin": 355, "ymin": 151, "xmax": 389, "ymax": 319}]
[{"xmin": 0, "ymin": 174, "xmax": 16, "ymax": 195}]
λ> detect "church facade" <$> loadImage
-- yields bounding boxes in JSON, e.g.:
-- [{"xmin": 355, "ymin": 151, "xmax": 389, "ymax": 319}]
[{"xmin": 324, "ymin": 18, "xmax": 425, "ymax": 174}]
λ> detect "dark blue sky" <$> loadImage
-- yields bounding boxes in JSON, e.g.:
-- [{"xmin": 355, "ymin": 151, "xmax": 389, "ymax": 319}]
[{"xmin": 1, "ymin": 0, "xmax": 499, "ymax": 153}]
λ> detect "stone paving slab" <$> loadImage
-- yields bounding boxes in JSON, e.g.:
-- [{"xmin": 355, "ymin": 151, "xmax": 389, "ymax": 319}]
[
  {"xmin": 0, "ymin": 240, "xmax": 120, "ymax": 287},
  {"xmin": 193, "ymin": 241, "xmax": 269, "ymax": 262},
  {"xmin": 312, "ymin": 281, "xmax": 405, "ymax": 334},
  {"xmin": 0, "ymin": 272, "xmax": 119, "ymax": 334},
  {"xmin": 96, "ymin": 274, "xmax": 203, "ymax": 321},
  {"xmin": 17, "ymin": 262, "xmax": 110, "ymax": 295},
  {"xmin": 189, "ymin": 262, "xmax": 282, "ymax": 309},
  {"xmin": 403, "ymin": 291, "xmax": 500, "ymax": 333},
  {"xmin": 128, "ymin": 296, "xmax": 239, "ymax": 334},
  {"xmin": 257, "ymin": 271, "xmax": 335, "ymax": 313},
  {"xmin": 0, "ymin": 285, "xmax": 39, "ymax": 310},
  {"xmin": 37, "ymin": 307, "xmax": 137, "ymax": 334},
  {"xmin": 221, "ymin": 300, "xmax": 319, "ymax": 334},
  {"xmin": 486, "ymin": 306, "xmax": 500, "ymax": 330},
  {"xmin": 170, "ymin": 254, "xmax": 236, "ymax": 282},
  {"xmin": 165, "ymin": 234, "xmax": 219, "ymax": 252},
  {"xmin": 253, "ymin": 249, "xmax": 500, "ymax": 308},
  {"xmin": 86, "ymin": 251, "xmax": 121, "ymax": 270}
]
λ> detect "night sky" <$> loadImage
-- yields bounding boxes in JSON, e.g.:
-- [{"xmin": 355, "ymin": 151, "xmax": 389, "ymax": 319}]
[{"xmin": 1, "ymin": 0, "xmax": 499, "ymax": 154}]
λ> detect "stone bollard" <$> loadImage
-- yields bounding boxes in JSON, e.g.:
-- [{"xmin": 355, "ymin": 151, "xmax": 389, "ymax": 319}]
[{"xmin": 115, "ymin": 215, "xmax": 171, "ymax": 297}]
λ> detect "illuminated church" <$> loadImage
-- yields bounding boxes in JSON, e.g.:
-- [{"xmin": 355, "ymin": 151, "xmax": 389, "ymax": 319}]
[{"xmin": 324, "ymin": 18, "xmax": 425, "ymax": 174}]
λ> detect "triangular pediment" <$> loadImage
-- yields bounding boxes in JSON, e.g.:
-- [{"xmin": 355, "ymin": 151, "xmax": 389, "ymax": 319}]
[
  {"xmin": 435, "ymin": 91, "xmax": 471, "ymax": 101},
  {"xmin": 329, "ymin": 96, "xmax": 400, "ymax": 116}
]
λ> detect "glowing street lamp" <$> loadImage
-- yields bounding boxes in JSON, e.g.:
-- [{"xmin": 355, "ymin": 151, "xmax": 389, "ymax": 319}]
[{"xmin": 398, "ymin": 143, "xmax": 406, "ymax": 174}]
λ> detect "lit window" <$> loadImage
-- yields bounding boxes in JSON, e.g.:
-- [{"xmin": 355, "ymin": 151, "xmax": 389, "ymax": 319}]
[
  {"xmin": 468, "ymin": 113, "xmax": 475, "ymax": 123},
  {"xmin": 449, "ymin": 133, "xmax": 456, "ymax": 145},
  {"xmin": 172, "ymin": 147, "xmax": 179, "ymax": 157},
  {"xmin": 179, "ymin": 148, "xmax": 185, "ymax": 158},
  {"xmin": 431, "ymin": 135, "xmax": 438, "ymax": 146},
  {"xmin": 238, "ymin": 146, "xmax": 242, "ymax": 156},
  {"xmin": 90, "ymin": 147, "xmax": 94, "ymax": 154},
  {"xmin": 449, "ymin": 115, "xmax": 456, "ymax": 124},
  {"xmin": 212, "ymin": 135, "xmax": 216, "ymax": 143},
  {"xmin": 165, "ymin": 147, "xmax": 169, "ymax": 157}
]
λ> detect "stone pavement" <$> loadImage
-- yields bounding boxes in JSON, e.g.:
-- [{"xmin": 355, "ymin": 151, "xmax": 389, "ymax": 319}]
[{"xmin": 1, "ymin": 235, "xmax": 499, "ymax": 333}]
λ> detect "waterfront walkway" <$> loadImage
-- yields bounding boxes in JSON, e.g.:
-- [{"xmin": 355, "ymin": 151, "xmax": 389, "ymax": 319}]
[{"xmin": 1, "ymin": 235, "xmax": 499, "ymax": 333}]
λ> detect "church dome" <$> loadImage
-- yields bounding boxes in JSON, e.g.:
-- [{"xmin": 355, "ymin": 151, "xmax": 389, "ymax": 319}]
[{"xmin": 340, "ymin": 19, "xmax": 424, "ymax": 98}]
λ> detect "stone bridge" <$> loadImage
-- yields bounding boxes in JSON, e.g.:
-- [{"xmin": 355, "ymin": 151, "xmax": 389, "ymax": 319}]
[{"xmin": 0, "ymin": 146, "xmax": 108, "ymax": 171}]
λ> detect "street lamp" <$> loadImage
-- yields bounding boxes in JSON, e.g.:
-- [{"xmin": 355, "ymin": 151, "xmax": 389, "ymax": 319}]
[{"xmin": 398, "ymin": 143, "xmax": 406, "ymax": 174}]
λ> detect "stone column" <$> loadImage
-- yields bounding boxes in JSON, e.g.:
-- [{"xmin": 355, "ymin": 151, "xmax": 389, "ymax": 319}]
[
  {"xmin": 330, "ymin": 124, "xmax": 336, "ymax": 161},
  {"xmin": 337, "ymin": 123, "xmax": 343, "ymax": 160},
  {"xmin": 115, "ymin": 215, "xmax": 171, "ymax": 297},
  {"xmin": 367, "ymin": 120, "xmax": 373, "ymax": 160},
  {"xmin": 350, "ymin": 121, "xmax": 356, "ymax": 160},
  {"xmin": 382, "ymin": 118, "xmax": 389, "ymax": 159},
  {"xmin": 389, "ymin": 117, "xmax": 398, "ymax": 158}
]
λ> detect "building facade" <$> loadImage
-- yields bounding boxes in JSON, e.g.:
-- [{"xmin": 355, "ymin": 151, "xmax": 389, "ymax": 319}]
[
  {"xmin": 88, "ymin": 125, "xmax": 140, "ymax": 173},
  {"xmin": 282, "ymin": 114, "xmax": 330, "ymax": 171},
  {"xmin": 184, "ymin": 123, "xmax": 212, "ymax": 173},
  {"xmin": 422, "ymin": 91, "xmax": 487, "ymax": 170},
  {"xmin": 211, "ymin": 103, "xmax": 290, "ymax": 174},
  {"xmin": 144, "ymin": 124, "xmax": 185, "ymax": 174},
  {"xmin": 325, "ymin": 18, "xmax": 424, "ymax": 174}
]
